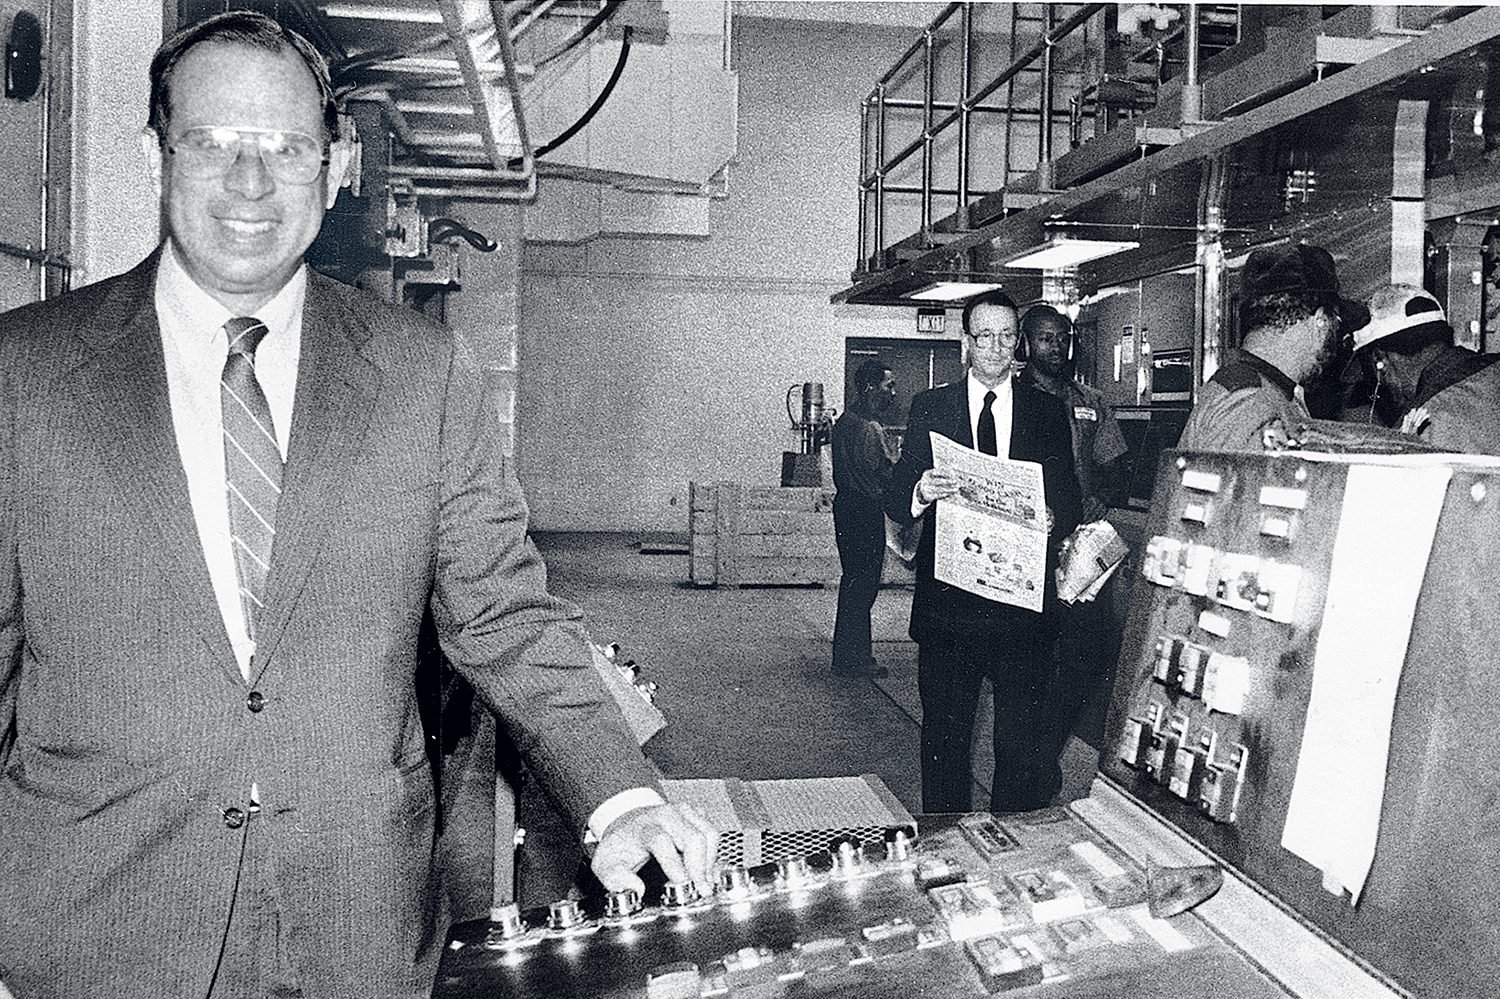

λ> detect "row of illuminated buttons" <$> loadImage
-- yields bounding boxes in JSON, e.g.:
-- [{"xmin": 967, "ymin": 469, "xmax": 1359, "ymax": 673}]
[
  {"xmin": 483, "ymin": 834, "xmax": 916, "ymax": 948},
  {"xmin": 1142, "ymin": 535, "xmax": 1302, "ymax": 624}
]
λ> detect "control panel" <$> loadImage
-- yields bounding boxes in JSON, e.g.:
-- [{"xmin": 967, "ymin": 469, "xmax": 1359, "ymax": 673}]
[
  {"xmin": 435, "ymin": 809, "xmax": 1289, "ymax": 999},
  {"xmin": 1101, "ymin": 449, "xmax": 1500, "ymax": 999}
]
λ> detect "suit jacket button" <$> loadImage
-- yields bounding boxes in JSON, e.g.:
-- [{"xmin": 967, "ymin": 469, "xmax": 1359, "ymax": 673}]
[
  {"xmin": 223, "ymin": 807, "xmax": 246, "ymax": 829},
  {"xmin": 247, "ymin": 691, "xmax": 264, "ymax": 713}
]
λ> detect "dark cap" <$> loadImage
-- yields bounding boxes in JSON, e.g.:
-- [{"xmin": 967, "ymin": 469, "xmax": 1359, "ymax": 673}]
[{"xmin": 1242, "ymin": 243, "xmax": 1341, "ymax": 300}]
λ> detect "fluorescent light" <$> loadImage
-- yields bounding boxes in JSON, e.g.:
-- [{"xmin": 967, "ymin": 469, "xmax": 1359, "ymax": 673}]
[
  {"xmin": 1004, "ymin": 238, "xmax": 1140, "ymax": 270},
  {"xmin": 321, "ymin": 4, "xmax": 444, "ymax": 23},
  {"xmin": 906, "ymin": 281, "xmax": 1005, "ymax": 302}
]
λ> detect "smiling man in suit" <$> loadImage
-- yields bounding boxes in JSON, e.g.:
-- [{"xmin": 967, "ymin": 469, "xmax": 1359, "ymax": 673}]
[
  {"xmin": 0, "ymin": 12, "xmax": 714, "ymax": 999},
  {"xmin": 886, "ymin": 289, "xmax": 1082, "ymax": 814}
]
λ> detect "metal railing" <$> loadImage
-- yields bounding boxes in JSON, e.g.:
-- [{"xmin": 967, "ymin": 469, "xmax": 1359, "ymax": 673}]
[{"xmin": 855, "ymin": 2, "xmax": 1106, "ymax": 274}]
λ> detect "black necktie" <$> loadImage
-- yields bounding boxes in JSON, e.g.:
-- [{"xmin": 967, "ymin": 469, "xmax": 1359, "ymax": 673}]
[
  {"xmin": 977, "ymin": 389, "xmax": 998, "ymax": 456},
  {"xmin": 221, "ymin": 316, "xmax": 282, "ymax": 646}
]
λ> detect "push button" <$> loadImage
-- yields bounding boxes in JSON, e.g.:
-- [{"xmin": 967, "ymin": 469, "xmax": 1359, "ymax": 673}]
[
  {"xmin": 223, "ymin": 807, "xmax": 246, "ymax": 829},
  {"xmin": 246, "ymin": 691, "xmax": 264, "ymax": 713}
]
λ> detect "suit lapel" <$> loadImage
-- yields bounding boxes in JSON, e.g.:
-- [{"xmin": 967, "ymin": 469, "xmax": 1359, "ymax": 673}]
[
  {"xmin": 948, "ymin": 381, "xmax": 975, "ymax": 448},
  {"xmin": 67, "ymin": 252, "xmax": 242, "ymax": 680},
  {"xmin": 249, "ymin": 274, "xmax": 381, "ymax": 682},
  {"xmin": 1009, "ymin": 381, "xmax": 1037, "ymax": 460}
]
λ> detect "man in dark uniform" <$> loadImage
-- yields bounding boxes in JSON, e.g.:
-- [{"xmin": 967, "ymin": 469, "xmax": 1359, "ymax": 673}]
[
  {"xmin": 830, "ymin": 358, "xmax": 897, "ymax": 678},
  {"xmin": 1178, "ymin": 243, "xmax": 1347, "ymax": 452},
  {"xmin": 1018, "ymin": 305, "xmax": 1128, "ymax": 798}
]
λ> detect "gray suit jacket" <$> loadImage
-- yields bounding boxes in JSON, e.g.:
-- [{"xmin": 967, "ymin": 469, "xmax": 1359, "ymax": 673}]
[{"xmin": 0, "ymin": 251, "xmax": 660, "ymax": 998}]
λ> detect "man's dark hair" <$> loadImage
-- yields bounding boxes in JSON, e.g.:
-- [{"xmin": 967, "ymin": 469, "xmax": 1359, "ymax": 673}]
[
  {"xmin": 1020, "ymin": 303, "xmax": 1072, "ymax": 338},
  {"xmin": 148, "ymin": 10, "xmax": 340, "ymax": 143},
  {"xmin": 1239, "ymin": 290, "xmax": 1341, "ymax": 337},
  {"xmin": 960, "ymin": 288, "xmax": 1018, "ymax": 336},
  {"xmin": 853, "ymin": 358, "xmax": 890, "ymax": 394}
]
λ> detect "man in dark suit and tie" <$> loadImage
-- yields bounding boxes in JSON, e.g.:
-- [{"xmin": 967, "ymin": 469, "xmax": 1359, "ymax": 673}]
[
  {"xmin": 0, "ymin": 12, "xmax": 714, "ymax": 999},
  {"xmin": 886, "ymin": 289, "xmax": 1081, "ymax": 814}
]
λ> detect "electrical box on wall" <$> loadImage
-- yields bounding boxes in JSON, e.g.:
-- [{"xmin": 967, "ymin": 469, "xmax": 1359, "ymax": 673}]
[{"xmin": 1105, "ymin": 449, "xmax": 1500, "ymax": 999}]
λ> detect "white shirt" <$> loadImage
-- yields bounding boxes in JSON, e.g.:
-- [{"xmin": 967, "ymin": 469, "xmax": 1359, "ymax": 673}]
[
  {"xmin": 966, "ymin": 370, "xmax": 1014, "ymax": 459},
  {"xmin": 153, "ymin": 246, "xmax": 656, "ymax": 838},
  {"xmin": 911, "ymin": 370, "xmax": 1015, "ymax": 518},
  {"xmin": 155, "ymin": 243, "xmax": 302, "ymax": 681}
]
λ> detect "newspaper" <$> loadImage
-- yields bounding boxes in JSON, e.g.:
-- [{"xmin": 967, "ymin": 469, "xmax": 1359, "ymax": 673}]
[
  {"xmin": 930, "ymin": 433, "xmax": 1048, "ymax": 612},
  {"xmin": 1055, "ymin": 519, "xmax": 1131, "ymax": 604}
]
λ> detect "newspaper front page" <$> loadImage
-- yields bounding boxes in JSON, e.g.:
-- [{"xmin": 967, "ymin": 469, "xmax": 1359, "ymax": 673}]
[{"xmin": 929, "ymin": 433, "xmax": 1048, "ymax": 612}]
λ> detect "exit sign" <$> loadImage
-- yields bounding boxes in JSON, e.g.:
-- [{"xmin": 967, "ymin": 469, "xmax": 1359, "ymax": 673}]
[{"xmin": 916, "ymin": 308, "xmax": 946, "ymax": 333}]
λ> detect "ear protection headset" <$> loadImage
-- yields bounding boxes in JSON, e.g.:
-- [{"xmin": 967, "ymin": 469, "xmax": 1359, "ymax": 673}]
[{"xmin": 1016, "ymin": 304, "xmax": 1074, "ymax": 363}]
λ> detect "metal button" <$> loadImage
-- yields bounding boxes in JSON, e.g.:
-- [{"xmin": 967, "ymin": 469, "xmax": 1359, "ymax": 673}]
[
  {"xmin": 717, "ymin": 864, "xmax": 752, "ymax": 897},
  {"xmin": 548, "ymin": 898, "xmax": 582, "ymax": 929},
  {"xmin": 661, "ymin": 881, "xmax": 699, "ymax": 908},
  {"xmin": 246, "ymin": 691, "xmax": 264, "ymax": 713},
  {"xmin": 604, "ymin": 888, "xmax": 642, "ymax": 918},
  {"xmin": 222, "ymin": 807, "xmax": 246, "ymax": 829},
  {"xmin": 490, "ymin": 902, "xmax": 527, "ymax": 939}
]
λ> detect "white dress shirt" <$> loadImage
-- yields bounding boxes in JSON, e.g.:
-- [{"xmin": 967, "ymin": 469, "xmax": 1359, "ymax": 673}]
[
  {"xmin": 156, "ymin": 243, "xmax": 302, "ymax": 681},
  {"xmin": 911, "ymin": 370, "xmax": 1015, "ymax": 518},
  {"xmin": 966, "ymin": 370, "xmax": 1014, "ymax": 458},
  {"xmin": 153, "ymin": 245, "xmax": 657, "ymax": 838}
]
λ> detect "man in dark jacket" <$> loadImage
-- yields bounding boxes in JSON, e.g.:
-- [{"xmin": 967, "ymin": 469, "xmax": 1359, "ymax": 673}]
[{"xmin": 885, "ymin": 289, "xmax": 1082, "ymax": 813}]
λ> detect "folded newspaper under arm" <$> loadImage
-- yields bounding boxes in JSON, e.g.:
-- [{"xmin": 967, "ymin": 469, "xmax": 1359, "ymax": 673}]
[{"xmin": 1055, "ymin": 519, "xmax": 1131, "ymax": 604}]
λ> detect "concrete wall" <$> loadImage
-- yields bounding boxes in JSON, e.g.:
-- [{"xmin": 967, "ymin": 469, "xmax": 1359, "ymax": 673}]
[
  {"xmin": 518, "ymin": 14, "xmax": 940, "ymax": 532},
  {"xmin": 71, "ymin": 0, "xmax": 160, "ymax": 286}
]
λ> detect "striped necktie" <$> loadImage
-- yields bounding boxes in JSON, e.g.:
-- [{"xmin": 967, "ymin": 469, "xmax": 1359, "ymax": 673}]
[{"xmin": 221, "ymin": 316, "xmax": 282, "ymax": 646}]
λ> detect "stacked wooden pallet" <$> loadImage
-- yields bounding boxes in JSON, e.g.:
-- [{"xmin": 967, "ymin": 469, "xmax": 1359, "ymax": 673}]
[{"xmin": 688, "ymin": 482, "xmax": 839, "ymax": 586}]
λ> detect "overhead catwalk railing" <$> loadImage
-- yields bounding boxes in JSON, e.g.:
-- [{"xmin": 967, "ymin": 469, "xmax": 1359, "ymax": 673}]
[
  {"xmin": 325, "ymin": 0, "xmax": 538, "ymax": 199},
  {"xmin": 856, "ymin": 2, "xmax": 1106, "ymax": 276}
]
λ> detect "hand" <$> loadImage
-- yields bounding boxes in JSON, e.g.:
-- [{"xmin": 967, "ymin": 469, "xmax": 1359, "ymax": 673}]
[
  {"xmin": 1399, "ymin": 406, "xmax": 1431, "ymax": 435},
  {"xmin": 590, "ymin": 802, "xmax": 718, "ymax": 896},
  {"xmin": 1, "ymin": 978, "xmax": 13, "ymax": 999},
  {"xmin": 915, "ymin": 469, "xmax": 959, "ymax": 506}
]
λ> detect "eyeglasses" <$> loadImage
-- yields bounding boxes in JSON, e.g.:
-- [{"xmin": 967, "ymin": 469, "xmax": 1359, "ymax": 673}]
[
  {"xmin": 966, "ymin": 330, "xmax": 1020, "ymax": 348},
  {"xmin": 167, "ymin": 126, "xmax": 328, "ymax": 185}
]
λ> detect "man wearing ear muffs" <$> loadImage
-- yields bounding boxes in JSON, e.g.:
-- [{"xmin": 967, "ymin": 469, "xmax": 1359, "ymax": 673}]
[
  {"xmin": 1017, "ymin": 306, "xmax": 1128, "ymax": 522},
  {"xmin": 1017, "ymin": 305, "xmax": 1128, "ymax": 799}
]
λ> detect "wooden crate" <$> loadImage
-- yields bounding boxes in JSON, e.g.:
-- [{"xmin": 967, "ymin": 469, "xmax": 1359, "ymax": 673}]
[{"xmin": 688, "ymin": 482, "xmax": 839, "ymax": 586}]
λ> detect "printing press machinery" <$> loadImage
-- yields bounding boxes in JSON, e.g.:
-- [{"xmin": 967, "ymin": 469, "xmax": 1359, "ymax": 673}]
[{"xmin": 436, "ymin": 449, "xmax": 1500, "ymax": 999}]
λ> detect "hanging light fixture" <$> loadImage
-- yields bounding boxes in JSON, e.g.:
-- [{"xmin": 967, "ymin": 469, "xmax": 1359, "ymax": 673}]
[{"xmin": 1003, "ymin": 237, "xmax": 1141, "ymax": 270}]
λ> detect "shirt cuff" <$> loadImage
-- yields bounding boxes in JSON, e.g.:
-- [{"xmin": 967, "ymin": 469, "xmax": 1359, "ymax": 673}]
[
  {"xmin": 910, "ymin": 484, "xmax": 931, "ymax": 520},
  {"xmin": 584, "ymin": 786, "xmax": 666, "ymax": 843}
]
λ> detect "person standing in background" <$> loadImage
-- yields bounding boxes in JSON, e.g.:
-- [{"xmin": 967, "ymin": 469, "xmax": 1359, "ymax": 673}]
[
  {"xmin": 830, "ymin": 358, "xmax": 897, "ymax": 679},
  {"xmin": 885, "ymin": 290, "xmax": 1082, "ymax": 813},
  {"xmin": 1017, "ymin": 305, "xmax": 1128, "ymax": 800}
]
